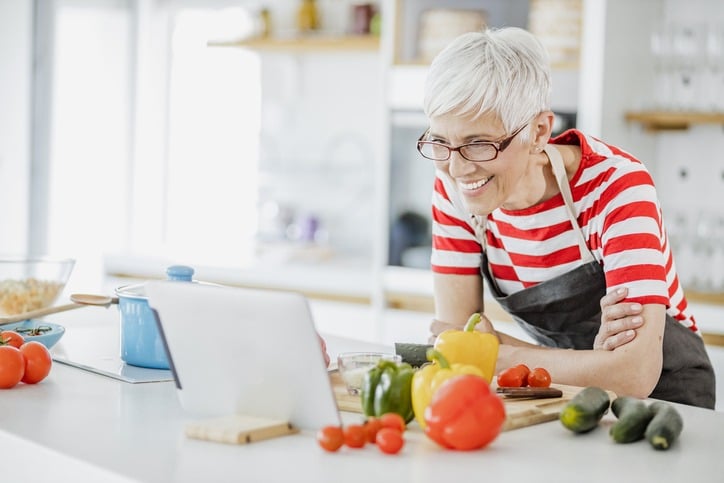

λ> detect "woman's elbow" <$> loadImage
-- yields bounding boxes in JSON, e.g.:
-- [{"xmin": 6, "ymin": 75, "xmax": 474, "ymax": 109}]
[{"xmin": 613, "ymin": 356, "xmax": 662, "ymax": 399}]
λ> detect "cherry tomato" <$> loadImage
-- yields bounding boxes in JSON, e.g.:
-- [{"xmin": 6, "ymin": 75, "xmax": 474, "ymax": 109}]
[
  {"xmin": 0, "ymin": 345, "xmax": 25, "ymax": 389},
  {"xmin": 343, "ymin": 424, "xmax": 367, "ymax": 448},
  {"xmin": 19, "ymin": 341, "xmax": 52, "ymax": 384},
  {"xmin": 497, "ymin": 364, "xmax": 530, "ymax": 387},
  {"xmin": 376, "ymin": 427, "xmax": 404, "ymax": 455},
  {"xmin": 379, "ymin": 412, "xmax": 406, "ymax": 432},
  {"xmin": 527, "ymin": 367, "xmax": 552, "ymax": 388},
  {"xmin": 0, "ymin": 331, "xmax": 24, "ymax": 349},
  {"xmin": 363, "ymin": 417, "xmax": 383, "ymax": 444},
  {"xmin": 316, "ymin": 425, "xmax": 344, "ymax": 452}
]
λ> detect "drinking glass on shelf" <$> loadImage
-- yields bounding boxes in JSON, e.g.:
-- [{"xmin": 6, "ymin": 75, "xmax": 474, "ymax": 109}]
[
  {"xmin": 670, "ymin": 22, "xmax": 707, "ymax": 111},
  {"xmin": 689, "ymin": 212, "xmax": 724, "ymax": 292},
  {"xmin": 704, "ymin": 23, "xmax": 724, "ymax": 112},
  {"xmin": 650, "ymin": 23, "xmax": 674, "ymax": 110},
  {"xmin": 667, "ymin": 210, "xmax": 695, "ymax": 290},
  {"xmin": 708, "ymin": 214, "xmax": 724, "ymax": 292}
]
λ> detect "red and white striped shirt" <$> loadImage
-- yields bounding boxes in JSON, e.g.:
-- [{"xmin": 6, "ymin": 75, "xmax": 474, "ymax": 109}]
[{"xmin": 431, "ymin": 129, "xmax": 696, "ymax": 331}]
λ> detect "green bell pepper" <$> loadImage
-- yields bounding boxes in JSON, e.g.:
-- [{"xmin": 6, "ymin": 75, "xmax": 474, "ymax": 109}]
[{"xmin": 361, "ymin": 359, "xmax": 415, "ymax": 423}]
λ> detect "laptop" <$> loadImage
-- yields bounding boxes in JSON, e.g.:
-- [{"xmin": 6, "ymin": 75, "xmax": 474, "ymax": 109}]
[{"xmin": 145, "ymin": 280, "xmax": 342, "ymax": 431}]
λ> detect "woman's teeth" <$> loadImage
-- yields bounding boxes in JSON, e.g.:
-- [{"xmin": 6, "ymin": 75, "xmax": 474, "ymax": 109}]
[{"xmin": 460, "ymin": 177, "xmax": 491, "ymax": 190}]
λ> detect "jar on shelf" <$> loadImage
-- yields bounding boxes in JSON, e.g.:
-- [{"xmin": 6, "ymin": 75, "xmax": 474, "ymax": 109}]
[
  {"xmin": 297, "ymin": 0, "xmax": 320, "ymax": 33},
  {"xmin": 259, "ymin": 8, "xmax": 271, "ymax": 38}
]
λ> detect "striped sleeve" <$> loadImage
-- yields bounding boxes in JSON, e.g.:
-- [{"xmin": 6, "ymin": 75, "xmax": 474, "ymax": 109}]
[
  {"xmin": 595, "ymin": 159, "xmax": 670, "ymax": 307},
  {"xmin": 430, "ymin": 173, "xmax": 482, "ymax": 275}
]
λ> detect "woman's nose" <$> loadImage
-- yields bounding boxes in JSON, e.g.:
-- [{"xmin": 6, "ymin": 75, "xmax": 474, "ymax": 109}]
[{"xmin": 447, "ymin": 151, "xmax": 474, "ymax": 177}]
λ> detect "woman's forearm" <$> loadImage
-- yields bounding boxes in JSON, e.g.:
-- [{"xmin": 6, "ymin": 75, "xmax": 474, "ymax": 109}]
[
  {"xmin": 497, "ymin": 343, "xmax": 660, "ymax": 399},
  {"xmin": 495, "ymin": 330, "xmax": 541, "ymax": 349},
  {"xmin": 493, "ymin": 305, "xmax": 666, "ymax": 398}
]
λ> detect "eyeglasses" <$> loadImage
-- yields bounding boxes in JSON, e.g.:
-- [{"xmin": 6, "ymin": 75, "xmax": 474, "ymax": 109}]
[{"xmin": 416, "ymin": 123, "xmax": 528, "ymax": 163}]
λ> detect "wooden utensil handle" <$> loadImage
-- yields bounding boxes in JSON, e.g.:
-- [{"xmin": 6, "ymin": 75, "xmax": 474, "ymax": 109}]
[
  {"xmin": 0, "ymin": 303, "xmax": 85, "ymax": 326},
  {"xmin": 496, "ymin": 387, "xmax": 564, "ymax": 399}
]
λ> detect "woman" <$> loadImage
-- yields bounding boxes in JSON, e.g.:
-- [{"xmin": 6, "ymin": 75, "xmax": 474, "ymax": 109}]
[{"xmin": 420, "ymin": 27, "xmax": 715, "ymax": 408}]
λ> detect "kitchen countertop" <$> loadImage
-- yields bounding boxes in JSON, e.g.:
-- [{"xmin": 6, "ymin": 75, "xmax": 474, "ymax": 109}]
[
  {"xmin": 102, "ymin": 256, "xmax": 724, "ymax": 338},
  {"xmin": 2, "ymin": 301, "xmax": 724, "ymax": 482}
]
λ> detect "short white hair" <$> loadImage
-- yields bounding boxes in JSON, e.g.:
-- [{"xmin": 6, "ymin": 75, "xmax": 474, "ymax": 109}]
[{"xmin": 423, "ymin": 27, "xmax": 551, "ymax": 140}]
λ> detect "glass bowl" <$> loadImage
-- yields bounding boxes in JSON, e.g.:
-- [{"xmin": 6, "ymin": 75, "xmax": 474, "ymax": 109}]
[
  {"xmin": 337, "ymin": 352, "xmax": 402, "ymax": 396},
  {"xmin": 0, "ymin": 257, "xmax": 75, "ymax": 316}
]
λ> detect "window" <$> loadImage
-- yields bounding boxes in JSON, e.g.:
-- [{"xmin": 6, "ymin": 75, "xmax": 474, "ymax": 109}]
[{"xmin": 34, "ymin": 1, "xmax": 261, "ymax": 288}]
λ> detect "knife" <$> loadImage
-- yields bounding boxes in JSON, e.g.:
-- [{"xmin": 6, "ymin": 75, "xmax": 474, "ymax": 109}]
[{"xmin": 496, "ymin": 386, "xmax": 563, "ymax": 399}]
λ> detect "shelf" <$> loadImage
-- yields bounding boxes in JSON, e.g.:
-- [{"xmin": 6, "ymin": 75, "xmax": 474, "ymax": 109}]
[
  {"xmin": 686, "ymin": 290, "xmax": 724, "ymax": 306},
  {"xmin": 624, "ymin": 111, "xmax": 724, "ymax": 131},
  {"xmin": 208, "ymin": 34, "xmax": 380, "ymax": 53}
]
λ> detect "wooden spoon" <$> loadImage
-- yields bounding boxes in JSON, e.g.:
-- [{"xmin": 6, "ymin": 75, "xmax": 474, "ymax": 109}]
[
  {"xmin": 0, "ymin": 294, "xmax": 120, "ymax": 327},
  {"xmin": 0, "ymin": 303, "xmax": 85, "ymax": 326},
  {"xmin": 70, "ymin": 293, "xmax": 119, "ymax": 307}
]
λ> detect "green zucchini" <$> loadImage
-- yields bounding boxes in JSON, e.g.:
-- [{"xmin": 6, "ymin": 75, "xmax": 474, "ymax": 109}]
[
  {"xmin": 610, "ymin": 396, "xmax": 654, "ymax": 443},
  {"xmin": 559, "ymin": 386, "xmax": 611, "ymax": 433},
  {"xmin": 645, "ymin": 401, "xmax": 683, "ymax": 450},
  {"xmin": 394, "ymin": 343, "xmax": 433, "ymax": 368}
]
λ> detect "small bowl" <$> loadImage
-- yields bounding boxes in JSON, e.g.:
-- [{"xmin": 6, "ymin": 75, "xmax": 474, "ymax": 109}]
[
  {"xmin": 1, "ymin": 320, "xmax": 65, "ymax": 349},
  {"xmin": 0, "ymin": 257, "xmax": 75, "ymax": 316},
  {"xmin": 337, "ymin": 352, "xmax": 402, "ymax": 396}
]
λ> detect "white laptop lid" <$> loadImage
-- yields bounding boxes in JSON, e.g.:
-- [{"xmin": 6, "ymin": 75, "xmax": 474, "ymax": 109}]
[{"xmin": 145, "ymin": 281, "xmax": 341, "ymax": 430}]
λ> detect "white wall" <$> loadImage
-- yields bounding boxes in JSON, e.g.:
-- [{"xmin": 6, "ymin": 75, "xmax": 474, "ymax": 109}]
[
  {"xmin": 257, "ymin": 52, "xmax": 385, "ymax": 258},
  {"xmin": 0, "ymin": 0, "xmax": 32, "ymax": 253}
]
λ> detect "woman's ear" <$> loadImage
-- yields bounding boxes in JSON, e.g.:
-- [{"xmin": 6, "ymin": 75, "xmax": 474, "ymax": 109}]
[{"xmin": 530, "ymin": 111, "xmax": 555, "ymax": 153}]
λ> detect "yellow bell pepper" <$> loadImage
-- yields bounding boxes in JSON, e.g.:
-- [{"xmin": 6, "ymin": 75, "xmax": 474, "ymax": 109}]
[
  {"xmin": 411, "ymin": 348, "xmax": 485, "ymax": 429},
  {"xmin": 433, "ymin": 313, "xmax": 499, "ymax": 383}
]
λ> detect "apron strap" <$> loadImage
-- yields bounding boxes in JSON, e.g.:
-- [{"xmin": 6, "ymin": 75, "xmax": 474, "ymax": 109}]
[{"xmin": 544, "ymin": 145, "xmax": 595, "ymax": 264}]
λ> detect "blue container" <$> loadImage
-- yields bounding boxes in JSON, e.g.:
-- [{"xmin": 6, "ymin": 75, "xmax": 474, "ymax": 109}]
[{"xmin": 115, "ymin": 265, "xmax": 195, "ymax": 369}]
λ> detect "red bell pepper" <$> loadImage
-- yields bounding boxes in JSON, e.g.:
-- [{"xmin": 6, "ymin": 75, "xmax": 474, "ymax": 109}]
[{"xmin": 423, "ymin": 374, "xmax": 506, "ymax": 451}]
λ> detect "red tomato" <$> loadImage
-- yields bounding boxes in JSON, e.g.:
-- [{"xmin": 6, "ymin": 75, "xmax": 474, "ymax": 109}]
[
  {"xmin": 0, "ymin": 345, "xmax": 25, "ymax": 389},
  {"xmin": 363, "ymin": 417, "xmax": 383, "ymax": 444},
  {"xmin": 19, "ymin": 341, "xmax": 52, "ymax": 384},
  {"xmin": 316, "ymin": 425, "xmax": 344, "ymax": 452},
  {"xmin": 527, "ymin": 367, "xmax": 552, "ymax": 388},
  {"xmin": 376, "ymin": 428, "xmax": 404, "ymax": 455},
  {"xmin": 497, "ymin": 364, "xmax": 530, "ymax": 387},
  {"xmin": 379, "ymin": 412, "xmax": 406, "ymax": 432},
  {"xmin": 0, "ymin": 331, "xmax": 24, "ymax": 349},
  {"xmin": 343, "ymin": 424, "xmax": 367, "ymax": 448}
]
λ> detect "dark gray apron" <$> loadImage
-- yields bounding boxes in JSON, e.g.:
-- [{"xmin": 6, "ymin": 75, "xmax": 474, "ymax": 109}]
[{"xmin": 477, "ymin": 145, "xmax": 715, "ymax": 409}]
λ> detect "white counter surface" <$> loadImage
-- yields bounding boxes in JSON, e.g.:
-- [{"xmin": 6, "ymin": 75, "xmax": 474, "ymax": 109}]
[{"xmin": 2, "ymin": 301, "xmax": 724, "ymax": 482}]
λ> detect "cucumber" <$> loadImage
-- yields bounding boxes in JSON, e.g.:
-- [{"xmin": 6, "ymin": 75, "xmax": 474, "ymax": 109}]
[
  {"xmin": 645, "ymin": 401, "xmax": 683, "ymax": 450},
  {"xmin": 559, "ymin": 386, "xmax": 611, "ymax": 433},
  {"xmin": 394, "ymin": 343, "xmax": 433, "ymax": 368},
  {"xmin": 610, "ymin": 397, "xmax": 654, "ymax": 443}
]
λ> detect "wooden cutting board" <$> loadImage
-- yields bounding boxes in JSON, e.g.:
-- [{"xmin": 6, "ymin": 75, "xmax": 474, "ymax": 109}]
[{"xmin": 330, "ymin": 371, "xmax": 614, "ymax": 431}]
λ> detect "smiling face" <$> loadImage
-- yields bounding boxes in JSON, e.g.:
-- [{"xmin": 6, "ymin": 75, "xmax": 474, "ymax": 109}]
[{"xmin": 428, "ymin": 111, "xmax": 552, "ymax": 215}]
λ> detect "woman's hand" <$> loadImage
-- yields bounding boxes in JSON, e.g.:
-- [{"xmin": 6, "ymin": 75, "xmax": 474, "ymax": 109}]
[
  {"xmin": 429, "ymin": 313, "xmax": 496, "ymax": 344},
  {"xmin": 594, "ymin": 287, "xmax": 644, "ymax": 350},
  {"xmin": 318, "ymin": 334, "xmax": 330, "ymax": 367}
]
